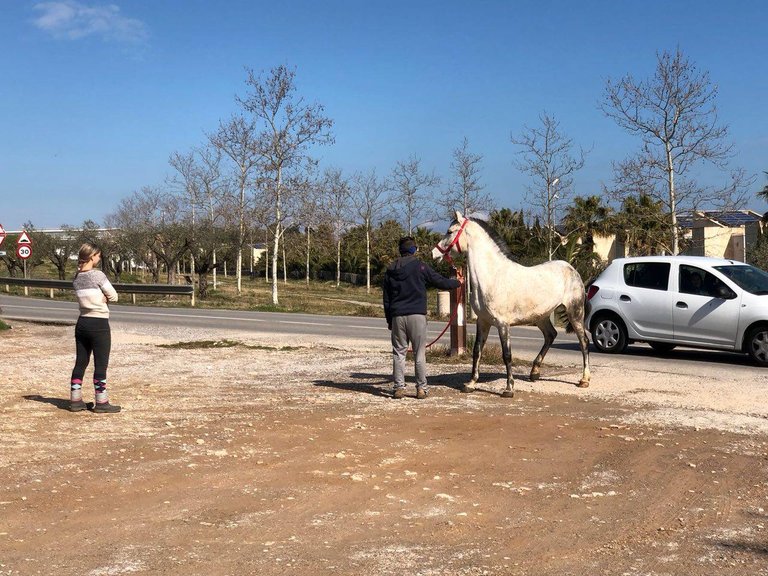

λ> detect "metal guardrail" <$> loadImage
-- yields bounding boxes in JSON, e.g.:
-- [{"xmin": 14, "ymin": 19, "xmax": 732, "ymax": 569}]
[{"xmin": 0, "ymin": 277, "xmax": 195, "ymax": 305}]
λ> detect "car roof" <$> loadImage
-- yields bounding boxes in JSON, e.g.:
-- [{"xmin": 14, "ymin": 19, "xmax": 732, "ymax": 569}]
[{"xmin": 609, "ymin": 255, "xmax": 747, "ymax": 267}]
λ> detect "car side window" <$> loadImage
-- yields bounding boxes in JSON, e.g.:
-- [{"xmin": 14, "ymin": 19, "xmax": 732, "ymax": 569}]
[
  {"xmin": 623, "ymin": 262, "xmax": 670, "ymax": 291},
  {"xmin": 680, "ymin": 264, "xmax": 730, "ymax": 298},
  {"xmin": 679, "ymin": 265, "xmax": 707, "ymax": 295}
]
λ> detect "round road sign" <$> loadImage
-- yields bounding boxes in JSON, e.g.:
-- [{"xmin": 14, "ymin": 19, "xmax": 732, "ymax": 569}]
[{"xmin": 17, "ymin": 245, "xmax": 32, "ymax": 260}]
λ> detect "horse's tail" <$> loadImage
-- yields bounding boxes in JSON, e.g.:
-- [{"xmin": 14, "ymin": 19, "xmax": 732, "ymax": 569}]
[
  {"xmin": 558, "ymin": 291, "xmax": 590, "ymax": 335},
  {"xmin": 555, "ymin": 304, "xmax": 573, "ymax": 333}
]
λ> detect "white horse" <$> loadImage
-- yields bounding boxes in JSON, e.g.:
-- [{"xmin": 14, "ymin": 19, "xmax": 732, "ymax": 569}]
[{"xmin": 432, "ymin": 211, "xmax": 591, "ymax": 397}]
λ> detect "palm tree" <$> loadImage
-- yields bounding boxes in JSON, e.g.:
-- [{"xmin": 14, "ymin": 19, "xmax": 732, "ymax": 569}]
[
  {"xmin": 561, "ymin": 195, "xmax": 614, "ymax": 253},
  {"xmin": 615, "ymin": 194, "xmax": 671, "ymax": 256}
]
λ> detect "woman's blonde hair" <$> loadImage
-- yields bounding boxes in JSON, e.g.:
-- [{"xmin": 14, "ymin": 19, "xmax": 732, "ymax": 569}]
[{"xmin": 75, "ymin": 242, "xmax": 101, "ymax": 276}]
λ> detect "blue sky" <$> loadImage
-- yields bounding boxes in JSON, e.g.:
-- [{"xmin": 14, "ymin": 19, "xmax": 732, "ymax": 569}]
[{"xmin": 1, "ymin": 0, "xmax": 766, "ymax": 232}]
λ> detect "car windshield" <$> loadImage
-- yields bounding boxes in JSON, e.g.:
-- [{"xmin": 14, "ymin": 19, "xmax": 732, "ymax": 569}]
[{"xmin": 715, "ymin": 264, "xmax": 768, "ymax": 295}]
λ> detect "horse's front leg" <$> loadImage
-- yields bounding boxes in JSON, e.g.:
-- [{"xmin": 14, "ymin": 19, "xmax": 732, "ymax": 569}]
[
  {"xmin": 530, "ymin": 317, "xmax": 557, "ymax": 382},
  {"xmin": 465, "ymin": 320, "xmax": 491, "ymax": 393},
  {"xmin": 498, "ymin": 325, "xmax": 515, "ymax": 398}
]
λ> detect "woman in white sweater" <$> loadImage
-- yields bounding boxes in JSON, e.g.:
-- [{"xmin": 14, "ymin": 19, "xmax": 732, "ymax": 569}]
[{"xmin": 69, "ymin": 242, "xmax": 120, "ymax": 413}]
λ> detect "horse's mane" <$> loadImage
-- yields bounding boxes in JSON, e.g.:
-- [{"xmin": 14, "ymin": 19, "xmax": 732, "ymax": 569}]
[{"xmin": 469, "ymin": 218, "xmax": 517, "ymax": 263}]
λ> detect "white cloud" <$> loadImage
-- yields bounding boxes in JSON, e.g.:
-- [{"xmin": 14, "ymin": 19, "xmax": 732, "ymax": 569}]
[{"xmin": 32, "ymin": 1, "xmax": 148, "ymax": 45}]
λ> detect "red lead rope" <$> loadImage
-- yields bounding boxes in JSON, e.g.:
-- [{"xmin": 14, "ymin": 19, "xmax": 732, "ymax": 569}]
[{"xmin": 425, "ymin": 280, "xmax": 464, "ymax": 349}]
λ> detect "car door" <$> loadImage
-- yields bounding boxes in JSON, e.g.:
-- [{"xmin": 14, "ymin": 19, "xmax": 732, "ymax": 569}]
[
  {"xmin": 617, "ymin": 261, "xmax": 675, "ymax": 340},
  {"xmin": 672, "ymin": 264, "xmax": 741, "ymax": 347}
]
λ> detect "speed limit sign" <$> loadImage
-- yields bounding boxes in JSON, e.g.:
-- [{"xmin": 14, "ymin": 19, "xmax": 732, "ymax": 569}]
[{"xmin": 17, "ymin": 244, "xmax": 32, "ymax": 260}]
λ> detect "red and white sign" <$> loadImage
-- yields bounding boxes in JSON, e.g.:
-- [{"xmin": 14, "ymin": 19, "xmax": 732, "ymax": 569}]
[
  {"xmin": 17, "ymin": 244, "xmax": 32, "ymax": 260},
  {"xmin": 17, "ymin": 231, "xmax": 31, "ymax": 245},
  {"xmin": 0, "ymin": 224, "xmax": 6, "ymax": 247}
]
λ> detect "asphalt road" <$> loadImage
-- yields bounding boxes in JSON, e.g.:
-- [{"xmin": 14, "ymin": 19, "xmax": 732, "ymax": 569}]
[{"xmin": 0, "ymin": 293, "xmax": 760, "ymax": 376}]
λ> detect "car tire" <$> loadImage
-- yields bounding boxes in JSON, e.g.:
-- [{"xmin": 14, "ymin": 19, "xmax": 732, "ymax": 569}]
[
  {"xmin": 649, "ymin": 342, "xmax": 677, "ymax": 354},
  {"xmin": 591, "ymin": 314, "xmax": 628, "ymax": 354},
  {"xmin": 746, "ymin": 326, "xmax": 768, "ymax": 367}
]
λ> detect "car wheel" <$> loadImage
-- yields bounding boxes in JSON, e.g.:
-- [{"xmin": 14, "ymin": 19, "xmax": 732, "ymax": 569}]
[
  {"xmin": 746, "ymin": 326, "xmax": 768, "ymax": 367},
  {"xmin": 591, "ymin": 314, "xmax": 628, "ymax": 354},
  {"xmin": 649, "ymin": 342, "xmax": 677, "ymax": 354}
]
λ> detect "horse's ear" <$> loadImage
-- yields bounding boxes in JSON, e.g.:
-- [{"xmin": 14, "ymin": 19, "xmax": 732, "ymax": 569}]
[{"xmin": 454, "ymin": 210, "xmax": 464, "ymax": 222}]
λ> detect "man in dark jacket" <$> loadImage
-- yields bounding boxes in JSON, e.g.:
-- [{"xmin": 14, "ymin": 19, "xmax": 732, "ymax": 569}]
[{"xmin": 383, "ymin": 236, "xmax": 461, "ymax": 399}]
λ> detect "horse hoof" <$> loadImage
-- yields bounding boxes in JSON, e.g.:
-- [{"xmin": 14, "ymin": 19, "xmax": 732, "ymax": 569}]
[
  {"xmin": 577, "ymin": 380, "xmax": 590, "ymax": 388},
  {"xmin": 529, "ymin": 373, "xmax": 540, "ymax": 382},
  {"xmin": 461, "ymin": 385, "xmax": 475, "ymax": 394},
  {"xmin": 501, "ymin": 390, "xmax": 514, "ymax": 398}
]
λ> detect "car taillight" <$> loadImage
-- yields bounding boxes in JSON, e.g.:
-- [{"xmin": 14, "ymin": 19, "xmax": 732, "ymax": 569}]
[{"xmin": 586, "ymin": 285, "xmax": 599, "ymax": 301}]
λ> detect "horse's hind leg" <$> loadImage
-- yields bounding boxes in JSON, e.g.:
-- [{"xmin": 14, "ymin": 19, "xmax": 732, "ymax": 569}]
[
  {"xmin": 570, "ymin": 314, "xmax": 591, "ymax": 388},
  {"xmin": 498, "ymin": 324, "xmax": 515, "ymax": 398},
  {"xmin": 531, "ymin": 317, "xmax": 557, "ymax": 382},
  {"xmin": 465, "ymin": 320, "xmax": 491, "ymax": 393}
]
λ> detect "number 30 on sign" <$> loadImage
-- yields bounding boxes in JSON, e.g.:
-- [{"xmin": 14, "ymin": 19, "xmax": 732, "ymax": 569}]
[{"xmin": 17, "ymin": 245, "xmax": 32, "ymax": 260}]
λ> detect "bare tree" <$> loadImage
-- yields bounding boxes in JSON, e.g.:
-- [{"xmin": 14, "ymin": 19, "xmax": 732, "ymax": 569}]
[
  {"xmin": 209, "ymin": 114, "xmax": 260, "ymax": 294},
  {"xmin": 755, "ymin": 171, "xmax": 768, "ymax": 204},
  {"xmin": 441, "ymin": 137, "xmax": 494, "ymax": 219},
  {"xmin": 601, "ymin": 47, "xmax": 751, "ymax": 254},
  {"xmin": 238, "ymin": 65, "xmax": 334, "ymax": 305},
  {"xmin": 108, "ymin": 187, "xmax": 189, "ymax": 284},
  {"xmin": 511, "ymin": 112, "xmax": 588, "ymax": 261},
  {"xmin": 36, "ymin": 224, "xmax": 79, "ymax": 280},
  {"xmin": 441, "ymin": 137, "xmax": 494, "ymax": 307},
  {"xmin": 320, "ymin": 168, "xmax": 353, "ymax": 287},
  {"xmin": 351, "ymin": 169, "xmax": 389, "ymax": 293},
  {"xmin": 194, "ymin": 145, "xmax": 225, "ymax": 290},
  {"xmin": 294, "ymin": 174, "xmax": 325, "ymax": 285},
  {"xmin": 168, "ymin": 150, "xmax": 201, "ymax": 284},
  {"xmin": 391, "ymin": 155, "xmax": 441, "ymax": 235}
]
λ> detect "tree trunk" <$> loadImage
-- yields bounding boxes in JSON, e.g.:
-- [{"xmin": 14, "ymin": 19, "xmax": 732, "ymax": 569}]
[
  {"xmin": 282, "ymin": 238, "xmax": 287, "ymax": 285},
  {"xmin": 236, "ymin": 174, "xmax": 246, "ymax": 294},
  {"xmin": 666, "ymin": 143, "xmax": 679, "ymax": 255},
  {"xmin": 212, "ymin": 249, "xmax": 217, "ymax": 290},
  {"xmin": 365, "ymin": 224, "xmax": 371, "ymax": 294},
  {"xmin": 198, "ymin": 272, "xmax": 208, "ymax": 299},
  {"xmin": 336, "ymin": 239, "xmax": 341, "ymax": 287},
  {"xmin": 305, "ymin": 228, "xmax": 311, "ymax": 286},
  {"xmin": 271, "ymin": 170, "xmax": 282, "ymax": 305}
]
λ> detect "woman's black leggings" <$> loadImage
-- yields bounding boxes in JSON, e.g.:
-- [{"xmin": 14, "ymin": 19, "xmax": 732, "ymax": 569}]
[{"xmin": 71, "ymin": 317, "xmax": 111, "ymax": 382}]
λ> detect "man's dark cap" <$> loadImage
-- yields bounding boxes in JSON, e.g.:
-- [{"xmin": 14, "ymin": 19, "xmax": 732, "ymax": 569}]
[{"xmin": 399, "ymin": 237, "xmax": 417, "ymax": 255}]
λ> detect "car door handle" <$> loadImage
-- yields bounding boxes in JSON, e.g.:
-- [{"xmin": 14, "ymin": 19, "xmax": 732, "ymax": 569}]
[
  {"xmin": 619, "ymin": 295, "xmax": 631, "ymax": 302},
  {"xmin": 676, "ymin": 301, "xmax": 688, "ymax": 309}
]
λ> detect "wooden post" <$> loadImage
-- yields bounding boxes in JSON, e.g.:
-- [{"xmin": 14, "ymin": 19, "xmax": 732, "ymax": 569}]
[{"xmin": 449, "ymin": 267, "xmax": 466, "ymax": 356}]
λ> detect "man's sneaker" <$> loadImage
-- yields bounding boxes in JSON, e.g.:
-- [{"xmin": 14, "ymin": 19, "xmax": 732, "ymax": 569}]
[
  {"xmin": 416, "ymin": 388, "xmax": 428, "ymax": 400},
  {"xmin": 94, "ymin": 402, "xmax": 121, "ymax": 413},
  {"xmin": 69, "ymin": 400, "xmax": 88, "ymax": 412},
  {"xmin": 392, "ymin": 388, "xmax": 406, "ymax": 399}
]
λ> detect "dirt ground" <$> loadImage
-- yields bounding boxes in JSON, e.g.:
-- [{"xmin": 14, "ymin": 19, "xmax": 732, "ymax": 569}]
[{"xmin": 2, "ymin": 319, "xmax": 768, "ymax": 576}]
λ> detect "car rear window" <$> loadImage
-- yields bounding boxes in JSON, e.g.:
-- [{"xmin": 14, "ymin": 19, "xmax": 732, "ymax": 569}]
[{"xmin": 623, "ymin": 262, "xmax": 670, "ymax": 291}]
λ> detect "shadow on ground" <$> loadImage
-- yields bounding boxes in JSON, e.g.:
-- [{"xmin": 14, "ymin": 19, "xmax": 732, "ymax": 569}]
[{"xmin": 22, "ymin": 394, "xmax": 93, "ymax": 411}]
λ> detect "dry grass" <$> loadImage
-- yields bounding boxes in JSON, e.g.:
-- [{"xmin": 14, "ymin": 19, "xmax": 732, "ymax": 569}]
[
  {"xmin": 425, "ymin": 336, "xmax": 529, "ymax": 366},
  {"xmin": 2, "ymin": 275, "xmax": 393, "ymax": 317}
]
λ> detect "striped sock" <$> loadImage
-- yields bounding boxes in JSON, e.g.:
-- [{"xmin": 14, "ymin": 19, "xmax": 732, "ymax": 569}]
[
  {"xmin": 70, "ymin": 379, "xmax": 83, "ymax": 403},
  {"xmin": 94, "ymin": 379, "xmax": 108, "ymax": 404}
]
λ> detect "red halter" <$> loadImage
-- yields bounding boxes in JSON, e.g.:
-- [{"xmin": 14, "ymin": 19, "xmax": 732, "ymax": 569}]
[{"xmin": 434, "ymin": 218, "xmax": 469, "ymax": 264}]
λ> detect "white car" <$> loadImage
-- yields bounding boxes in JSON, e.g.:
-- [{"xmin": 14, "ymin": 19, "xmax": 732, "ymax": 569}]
[{"xmin": 585, "ymin": 255, "xmax": 768, "ymax": 365}]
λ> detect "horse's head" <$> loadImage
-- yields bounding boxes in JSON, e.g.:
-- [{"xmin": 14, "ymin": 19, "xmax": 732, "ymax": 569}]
[{"xmin": 431, "ymin": 211, "xmax": 469, "ymax": 263}]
